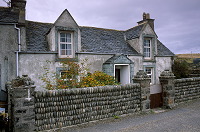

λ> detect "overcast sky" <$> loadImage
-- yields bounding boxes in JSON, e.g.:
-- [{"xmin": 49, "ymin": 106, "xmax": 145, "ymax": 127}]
[{"xmin": 1, "ymin": 0, "xmax": 200, "ymax": 54}]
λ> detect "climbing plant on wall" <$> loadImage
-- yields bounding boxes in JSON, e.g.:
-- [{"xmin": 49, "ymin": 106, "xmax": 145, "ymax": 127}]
[{"xmin": 40, "ymin": 59, "xmax": 118, "ymax": 90}]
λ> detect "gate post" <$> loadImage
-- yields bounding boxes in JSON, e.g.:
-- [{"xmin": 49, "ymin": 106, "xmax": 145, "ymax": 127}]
[
  {"xmin": 133, "ymin": 70, "xmax": 151, "ymax": 111},
  {"xmin": 159, "ymin": 70, "xmax": 175, "ymax": 109},
  {"xmin": 8, "ymin": 75, "xmax": 36, "ymax": 132}
]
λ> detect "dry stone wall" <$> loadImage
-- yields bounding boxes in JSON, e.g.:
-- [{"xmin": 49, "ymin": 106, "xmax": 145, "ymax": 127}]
[
  {"xmin": 175, "ymin": 77, "xmax": 200, "ymax": 104},
  {"xmin": 34, "ymin": 84, "xmax": 141, "ymax": 131},
  {"xmin": 160, "ymin": 70, "xmax": 200, "ymax": 108}
]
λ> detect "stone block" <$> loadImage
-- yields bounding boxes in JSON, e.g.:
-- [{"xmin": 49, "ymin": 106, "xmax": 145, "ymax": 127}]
[{"xmin": 12, "ymin": 88, "xmax": 29, "ymax": 98}]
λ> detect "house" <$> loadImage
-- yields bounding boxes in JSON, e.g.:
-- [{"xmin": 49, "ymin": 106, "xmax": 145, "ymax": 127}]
[{"xmin": 0, "ymin": 0, "xmax": 174, "ymax": 104}]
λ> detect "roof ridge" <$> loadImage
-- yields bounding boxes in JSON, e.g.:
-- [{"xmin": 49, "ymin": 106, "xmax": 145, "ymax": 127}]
[
  {"xmin": 80, "ymin": 26, "xmax": 124, "ymax": 32},
  {"xmin": 26, "ymin": 20, "xmax": 53, "ymax": 25},
  {"xmin": 126, "ymin": 23, "xmax": 145, "ymax": 31},
  {"xmin": 0, "ymin": 6, "xmax": 10, "ymax": 9}
]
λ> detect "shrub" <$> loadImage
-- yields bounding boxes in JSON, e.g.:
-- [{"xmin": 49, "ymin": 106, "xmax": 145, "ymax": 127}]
[
  {"xmin": 40, "ymin": 59, "xmax": 118, "ymax": 90},
  {"xmin": 79, "ymin": 71, "xmax": 118, "ymax": 87},
  {"xmin": 172, "ymin": 59, "xmax": 190, "ymax": 79}
]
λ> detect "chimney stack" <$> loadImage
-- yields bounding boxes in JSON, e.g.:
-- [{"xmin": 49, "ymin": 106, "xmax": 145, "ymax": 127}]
[
  {"xmin": 11, "ymin": 0, "xmax": 26, "ymax": 25},
  {"xmin": 138, "ymin": 12, "xmax": 155, "ymax": 30}
]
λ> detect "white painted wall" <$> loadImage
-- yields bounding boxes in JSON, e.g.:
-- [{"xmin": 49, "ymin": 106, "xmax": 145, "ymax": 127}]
[
  {"xmin": 19, "ymin": 53, "xmax": 59, "ymax": 91},
  {"xmin": 78, "ymin": 54, "xmax": 113, "ymax": 73}
]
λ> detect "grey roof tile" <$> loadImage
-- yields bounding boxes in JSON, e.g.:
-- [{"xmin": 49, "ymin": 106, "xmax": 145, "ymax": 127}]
[
  {"xmin": 80, "ymin": 27, "xmax": 139, "ymax": 55},
  {"xmin": 157, "ymin": 40, "xmax": 175, "ymax": 56},
  {"xmin": 0, "ymin": 7, "xmax": 19, "ymax": 23},
  {"xmin": 125, "ymin": 24, "xmax": 144, "ymax": 40},
  {"xmin": 26, "ymin": 21, "xmax": 53, "ymax": 51},
  {"xmin": 25, "ymin": 20, "xmax": 174, "ymax": 57}
]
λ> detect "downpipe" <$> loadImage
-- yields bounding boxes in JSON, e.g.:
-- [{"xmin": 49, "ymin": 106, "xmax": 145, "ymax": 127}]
[{"xmin": 14, "ymin": 24, "xmax": 21, "ymax": 77}]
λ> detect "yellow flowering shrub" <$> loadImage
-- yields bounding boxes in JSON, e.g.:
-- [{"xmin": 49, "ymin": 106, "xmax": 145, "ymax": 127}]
[
  {"xmin": 41, "ymin": 59, "xmax": 118, "ymax": 90},
  {"xmin": 79, "ymin": 71, "xmax": 118, "ymax": 88}
]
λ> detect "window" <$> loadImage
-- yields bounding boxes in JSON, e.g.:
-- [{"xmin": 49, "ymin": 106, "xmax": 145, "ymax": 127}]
[
  {"xmin": 60, "ymin": 70, "xmax": 74, "ymax": 81},
  {"xmin": 60, "ymin": 71, "xmax": 67, "ymax": 79},
  {"xmin": 144, "ymin": 38, "xmax": 151, "ymax": 59},
  {"xmin": 59, "ymin": 32, "xmax": 73, "ymax": 58},
  {"xmin": 145, "ymin": 67, "xmax": 153, "ymax": 84}
]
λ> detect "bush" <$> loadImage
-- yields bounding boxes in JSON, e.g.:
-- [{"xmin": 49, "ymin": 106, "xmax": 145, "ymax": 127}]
[
  {"xmin": 40, "ymin": 59, "xmax": 118, "ymax": 90},
  {"xmin": 79, "ymin": 71, "xmax": 118, "ymax": 88},
  {"xmin": 172, "ymin": 59, "xmax": 190, "ymax": 79}
]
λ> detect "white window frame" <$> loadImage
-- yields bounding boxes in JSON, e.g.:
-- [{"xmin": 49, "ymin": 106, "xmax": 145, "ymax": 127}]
[
  {"xmin": 58, "ymin": 32, "xmax": 73, "ymax": 58},
  {"xmin": 144, "ymin": 38, "xmax": 151, "ymax": 59},
  {"xmin": 145, "ymin": 67, "xmax": 153, "ymax": 84},
  {"xmin": 60, "ymin": 71, "xmax": 68, "ymax": 81}
]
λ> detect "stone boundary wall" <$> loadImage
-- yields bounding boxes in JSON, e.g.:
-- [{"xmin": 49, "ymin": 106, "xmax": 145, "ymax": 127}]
[
  {"xmin": 35, "ymin": 84, "xmax": 141, "ymax": 131},
  {"xmin": 174, "ymin": 77, "xmax": 200, "ymax": 104}
]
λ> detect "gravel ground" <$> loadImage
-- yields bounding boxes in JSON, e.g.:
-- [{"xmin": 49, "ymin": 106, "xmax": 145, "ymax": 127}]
[{"xmin": 57, "ymin": 99, "xmax": 200, "ymax": 132}]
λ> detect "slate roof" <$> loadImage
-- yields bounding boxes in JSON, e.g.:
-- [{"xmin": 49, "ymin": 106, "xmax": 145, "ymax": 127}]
[
  {"xmin": 104, "ymin": 54, "xmax": 134, "ymax": 64},
  {"xmin": 157, "ymin": 40, "xmax": 175, "ymax": 56},
  {"xmin": 0, "ymin": 7, "xmax": 19, "ymax": 23},
  {"xmin": 24, "ymin": 20, "xmax": 174, "ymax": 57},
  {"xmin": 80, "ymin": 26, "xmax": 139, "ymax": 55},
  {"xmin": 125, "ymin": 24, "xmax": 144, "ymax": 40},
  {"xmin": 26, "ymin": 21, "xmax": 53, "ymax": 51}
]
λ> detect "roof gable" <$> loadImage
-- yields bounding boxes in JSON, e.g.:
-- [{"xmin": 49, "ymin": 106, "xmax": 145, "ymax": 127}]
[
  {"xmin": 54, "ymin": 9, "xmax": 79, "ymax": 28},
  {"xmin": 141, "ymin": 23, "xmax": 157, "ymax": 37},
  {"xmin": 104, "ymin": 54, "xmax": 134, "ymax": 64}
]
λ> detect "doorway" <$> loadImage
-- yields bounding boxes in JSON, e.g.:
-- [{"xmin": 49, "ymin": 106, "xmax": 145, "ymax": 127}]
[{"xmin": 114, "ymin": 65, "xmax": 130, "ymax": 85}]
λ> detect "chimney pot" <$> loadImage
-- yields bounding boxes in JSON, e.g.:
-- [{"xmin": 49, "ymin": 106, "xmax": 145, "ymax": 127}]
[
  {"xmin": 146, "ymin": 13, "xmax": 150, "ymax": 19},
  {"xmin": 143, "ymin": 12, "xmax": 146, "ymax": 20}
]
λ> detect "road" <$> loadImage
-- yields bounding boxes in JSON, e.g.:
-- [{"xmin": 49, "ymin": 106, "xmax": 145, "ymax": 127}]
[{"xmin": 62, "ymin": 99, "xmax": 200, "ymax": 132}]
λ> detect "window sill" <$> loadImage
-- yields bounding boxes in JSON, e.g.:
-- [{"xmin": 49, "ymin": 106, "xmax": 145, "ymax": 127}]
[
  {"xmin": 143, "ymin": 59, "xmax": 156, "ymax": 62},
  {"xmin": 55, "ymin": 57, "xmax": 78, "ymax": 62}
]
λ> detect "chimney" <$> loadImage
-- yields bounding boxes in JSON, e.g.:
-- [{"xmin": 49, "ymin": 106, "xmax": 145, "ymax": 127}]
[
  {"xmin": 138, "ymin": 12, "xmax": 155, "ymax": 30},
  {"xmin": 11, "ymin": 0, "xmax": 26, "ymax": 25}
]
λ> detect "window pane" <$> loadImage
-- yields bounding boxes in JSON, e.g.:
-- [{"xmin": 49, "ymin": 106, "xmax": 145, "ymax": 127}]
[
  {"xmin": 144, "ymin": 39, "xmax": 150, "ymax": 47},
  {"xmin": 146, "ymin": 68, "xmax": 151, "ymax": 74},
  {"xmin": 66, "ymin": 50, "xmax": 72, "ymax": 55},
  {"xmin": 66, "ymin": 33, "xmax": 71, "ymax": 42},
  {"xmin": 60, "ymin": 38, "xmax": 66, "ymax": 42},
  {"xmin": 145, "ymin": 68, "xmax": 152, "ymax": 83},
  {"xmin": 60, "ymin": 33, "xmax": 65, "ymax": 38},
  {"xmin": 61, "ymin": 44, "xmax": 65, "ymax": 49},
  {"xmin": 61, "ymin": 71, "xmax": 67, "ymax": 77},
  {"xmin": 144, "ymin": 47, "xmax": 150, "ymax": 57},
  {"xmin": 67, "ymin": 33, "xmax": 71, "ymax": 38},
  {"xmin": 67, "ymin": 44, "xmax": 71, "ymax": 49},
  {"xmin": 61, "ymin": 50, "xmax": 66, "ymax": 55}
]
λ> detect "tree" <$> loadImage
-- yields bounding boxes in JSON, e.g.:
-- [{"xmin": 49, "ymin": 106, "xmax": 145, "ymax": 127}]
[{"xmin": 172, "ymin": 59, "xmax": 190, "ymax": 79}]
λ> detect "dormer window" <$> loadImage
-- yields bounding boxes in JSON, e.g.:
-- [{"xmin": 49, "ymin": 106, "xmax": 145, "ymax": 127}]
[
  {"xmin": 144, "ymin": 38, "xmax": 151, "ymax": 59},
  {"xmin": 59, "ymin": 32, "xmax": 73, "ymax": 58}
]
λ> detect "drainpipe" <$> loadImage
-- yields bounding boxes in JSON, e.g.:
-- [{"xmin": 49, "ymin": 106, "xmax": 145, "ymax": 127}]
[{"xmin": 14, "ymin": 24, "xmax": 21, "ymax": 77}]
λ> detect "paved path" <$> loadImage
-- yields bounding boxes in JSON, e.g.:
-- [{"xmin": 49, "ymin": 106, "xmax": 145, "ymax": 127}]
[{"xmin": 65, "ymin": 99, "xmax": 200, "ymax": 132}]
